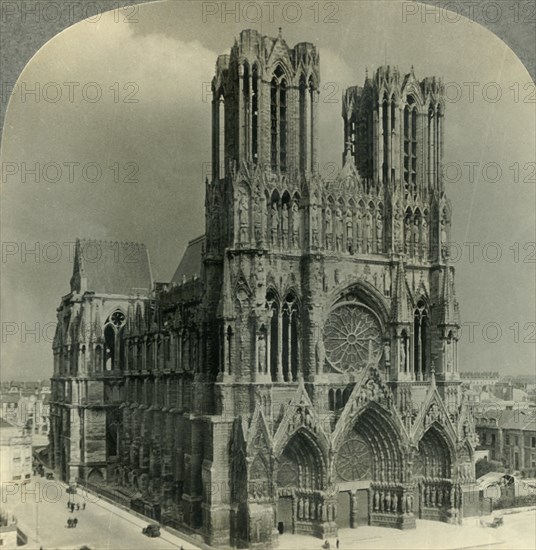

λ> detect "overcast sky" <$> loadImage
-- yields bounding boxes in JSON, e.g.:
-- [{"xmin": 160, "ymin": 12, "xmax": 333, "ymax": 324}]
[{"xmin": 1, "ymin": 0, "xmax": 534, "ymax": 381}]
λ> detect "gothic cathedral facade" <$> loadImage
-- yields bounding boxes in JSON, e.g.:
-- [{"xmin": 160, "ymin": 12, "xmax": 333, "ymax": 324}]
[{"xmin": 50, "ymin": 29, "xmax": 478, "ymax": 549}]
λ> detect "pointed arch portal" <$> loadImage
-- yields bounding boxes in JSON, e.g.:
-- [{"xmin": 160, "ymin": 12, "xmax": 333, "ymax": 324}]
[
  {"xmin": 276, "ymin": 430, "xmax": 326, "ymax": 536},
  {"xmin": 414, "ymin": 424, "xmax": 455, "ymax": 521}
]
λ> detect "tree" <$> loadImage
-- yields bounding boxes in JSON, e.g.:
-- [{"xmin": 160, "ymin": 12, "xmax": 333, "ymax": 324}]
[{"xmin": 476, "ymin": 458, "xmax": 504, "ymax": 479}]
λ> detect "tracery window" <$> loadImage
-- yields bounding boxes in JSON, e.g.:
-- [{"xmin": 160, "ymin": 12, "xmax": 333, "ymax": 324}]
[
  {"xmin": 413, "ymin": 300, "xmax": 429, "ymax": 380},
  {"xmin": 104, "ymin": 310, "xmax": 126, "ymax": 371},
  {"xmin": 323, "ymin": 303, "xmax": 382, "ymax": 373},
  {"xmin": 266, "ymin": 291, "xmax": 300, "ymax": 382},
  {"xmin": 404, "ymin": 95, "xmax": 417, "ymax": 195},
  {"xmin": 270, "ymin": 66, "xmax": 287, "ymax": 172}
]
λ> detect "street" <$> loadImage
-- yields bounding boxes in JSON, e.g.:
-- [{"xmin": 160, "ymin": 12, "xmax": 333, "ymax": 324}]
[{"xmin": 1, "ymin": 476, "xmax": 200, "ymax": 550}]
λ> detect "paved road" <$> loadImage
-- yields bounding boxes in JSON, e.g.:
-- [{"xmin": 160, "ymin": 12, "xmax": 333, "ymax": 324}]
[{"xmin": 1, "ymin": 476, "xmax": 199, "ymax": 550}]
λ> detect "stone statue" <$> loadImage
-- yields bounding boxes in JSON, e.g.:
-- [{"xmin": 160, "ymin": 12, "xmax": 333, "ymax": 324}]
[
  {"xmin": 325, "ymin": 208, "xmax": 333, "ymax": 248},
  {"xmin": 374, "ymin": 212, "xmax": 382, "ymax": 252},
  {"xmin": 404, "ymin": 219, "xmax": 411, "ymax": 254},
  {"xmin": 413, "ymin": 219, "xmax": 420, "ymax": 255},
  {"xmin": 346, "ymin": 212, "xmax": 353, "ymax": 252},
  {"xmin": 441, "ymin": 219, "xmax": 448, "ymax": 258},
  {"xmin": 258, "ymin": 332, "xmax": 266, "ymax": 373},
  {"xmin": 445, "ymin": 338, "xmax": 453, "ymax": 372},
  {"xmin": 374, "ymin": 491, "xmax": 380, "ymax": 511},
  {"xmin": 356, "ymin": 211, "xmax": 362, "ymax": 252},
  {"xmin": 366, "ymin": 209, "xmax": 373, "ymax": 253},
  {"xmin": 282, "ymin": 203, "xmax": 289, "ymax": 245},
  {"xmin": 292, "ymin": 201, "xmax": 299, "ymax": 247},
  {"xmin": 311, "ymin": 204, "xmax": 319, "ymax": 247},
  {"xmin": 271, "ymin": 203, "xmax": 279, "ymax": 245},
  {"xmin": 400, "ymin": 337, "xmax": 406, "ymax": 373},
  {"xmin": 336, "ymin": 208, "xmax": 344, "ymax": 251},
  {"xmin": 238, "ymin": 190, "xmax": 249, "ymax": 243},
  {"xmin": 391, "ymin": 492, "xmax": 398, "ymax": 512},
  {"xmin": 421, "ymin": 217, "xmax": 428, "ymax": 258}
]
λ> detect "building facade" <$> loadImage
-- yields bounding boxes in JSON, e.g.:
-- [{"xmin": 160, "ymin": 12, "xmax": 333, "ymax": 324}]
[
  {"xmin": 476, "ymin": 408, "xmax": 536, "ymax": 476},
  {"xmin": 50, "ymin": 29, "xmax": 478, "ymax": 548},
  {"xmin": 0, "ymin": 419, "xmax": 32, "ymax": 484}
]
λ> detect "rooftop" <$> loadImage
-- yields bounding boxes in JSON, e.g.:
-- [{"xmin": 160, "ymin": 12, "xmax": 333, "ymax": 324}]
[
  {"xmin": 171, "ymin": 235, "xmax": 204, "ymax": 285},
  {"xmin": 70, "ymin": 238, "xmax": 153, "ymax": 295}
]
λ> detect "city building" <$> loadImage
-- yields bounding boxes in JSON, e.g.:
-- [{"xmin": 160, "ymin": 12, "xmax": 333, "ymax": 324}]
[
  {"xmin": 476, "ymin": 408, "xmax": 536, "ymax": 477},
  {"xmin": 0, "ymin": 511, "xmax": 18, "ymax": 549},
  {"xmin": 0, "ymin": 382, "xmax": 51, "ymax": 442},
  {"xmin": 0, "ymin": 418, "xmax": 32, "ymax": 484},
  {"xmin": 50, "ymin": 29, "xmax": 479, "ymax": 548},
  {"xmin": 460, "ymin": 372, "xmax": 500, "ymax": 393}
]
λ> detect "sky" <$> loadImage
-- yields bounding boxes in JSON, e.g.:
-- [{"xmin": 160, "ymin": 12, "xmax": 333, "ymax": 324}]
[{"xmin": 1, "ymin": 0, "xmax": 535, "ymax": 381}]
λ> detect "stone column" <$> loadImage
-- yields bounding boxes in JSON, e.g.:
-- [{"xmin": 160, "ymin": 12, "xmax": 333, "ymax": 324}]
[{"xmin": 277, "ymin": 310, "xmax": 283, "ymax": 382}]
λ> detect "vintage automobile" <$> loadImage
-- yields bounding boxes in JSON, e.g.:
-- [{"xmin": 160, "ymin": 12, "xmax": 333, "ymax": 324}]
[
  {"xmin": 45, "ymin": 472, "xmax": 54, "ymax": 480},
  {"xmin": 142, "ymin": 523, "xmax": 161, "ymax": 538}
]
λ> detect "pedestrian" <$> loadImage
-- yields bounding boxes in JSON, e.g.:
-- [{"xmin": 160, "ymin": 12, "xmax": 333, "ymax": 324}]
[
  {"xmin": 336, "ymin": 538, "xmax": 340, "ymax": 549},
  {"xmin": 73, "ymin": 518, "xmax": 78, "ymax": 528},
  {"xmin": 67, "ymin": 518, "xmax": 72, "ymax": 528},
  {"xmin": 82, "ymin": 502, "xmax": 86, "ymax": 511},
  {"xmin": 76, "ymin": 503, "xmax": 80, "ymax": 511}
]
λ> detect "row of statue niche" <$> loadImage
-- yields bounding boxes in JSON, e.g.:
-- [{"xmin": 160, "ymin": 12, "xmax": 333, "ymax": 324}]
[
  {"xmin": 297, "ymin": 499, "xmax": 338, "ymax": 522},
  {"xmin": 372, "ymin": 490, "xmax": 412, "ymax": 514},
  {"xmin": 229, "ymin": 189, "xmax": 448, "ymax": 259},
  {"xmin": 397, "ymin": 215, "xmax": 430, "ymax": 258},
  {"xmin": 321, "ymin": 205, "xmax": 384, "ymax": 254},
  {"xmin": 236, "ymin": 191, "xmax": 302, "ymax": 247},
  {"xmin": 422, "ymin": 484, "xmax": 451, "ymax": 508},
  {"xmin": 269, "ymin": 201, "xmax": 300, "ymax": 247}
]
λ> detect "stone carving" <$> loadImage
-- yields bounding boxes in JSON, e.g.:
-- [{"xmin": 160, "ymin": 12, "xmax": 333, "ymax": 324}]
[
  {"xmin": 258, "ymin": 331, "xmax": 266, "ymax": 373},
  {"xmin": 271, "ymin": 203, "xmax": 279, "ymax": 245},
  {"xmin": 292, "ymin": 202, "xmax": 299, "ymax": 247},
  {"xmin": 421, "ymin": 217, "xmax": 428, "ymax": 258},
  {"xmin": 238, "ymin": 188, "xmax": 249, "ymax": 243},
  {"xmin": 376, "ymin": 211, "xmax": 383, "ymax": 252}
]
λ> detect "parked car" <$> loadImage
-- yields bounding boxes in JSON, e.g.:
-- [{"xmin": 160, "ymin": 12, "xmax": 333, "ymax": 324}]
[
  {"xmin": 45, "ymin": 472, "xmax": 54, "ymax": 480},
  {"xmin": 142, "ymin": 523, "xmax": 161, "ymax": 538},
  {"xmin": 66, "ymin": 485, "xmax": 77, "ymax": 494}
]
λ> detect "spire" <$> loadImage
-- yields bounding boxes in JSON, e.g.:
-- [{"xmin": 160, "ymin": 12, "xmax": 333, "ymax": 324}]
[{"xmin": 392, "ymin": 259, "xmax": 412, "ymax": 324}]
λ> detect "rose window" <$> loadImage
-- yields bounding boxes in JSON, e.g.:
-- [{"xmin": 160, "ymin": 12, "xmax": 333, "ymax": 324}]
[
  {"xmin": 323, "ymin": 303, "xmax": 382, "ymax": 372},
  {"xmin": 110, "ymin": 310, "xmax": 126, "ymax": 328},
  {"xmin": 335, "ymin": 436, "xmax": 373, "ymax": 481}
]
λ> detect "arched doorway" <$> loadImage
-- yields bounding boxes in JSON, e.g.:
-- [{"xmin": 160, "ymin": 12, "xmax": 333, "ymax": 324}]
[
  {"xmin": 414, "ymin": 424, "xmax": 454, "ymax": 521},
  {"xmin": 276, "ymin": 430, "xmax": 326, "ymax": 536},
  {"xmin": 334, "ymin": 404, "xmax": 406, "ymax": 528}
]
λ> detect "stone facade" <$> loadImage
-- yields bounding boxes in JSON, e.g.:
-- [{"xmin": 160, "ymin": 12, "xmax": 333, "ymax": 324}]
[{"xmin": 50, "ymin": 29, "xmax": 479, "ymax": 548}]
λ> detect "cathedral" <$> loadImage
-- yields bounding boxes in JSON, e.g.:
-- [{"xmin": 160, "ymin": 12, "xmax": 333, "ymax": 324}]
[{"xmin": 49, "ymin": 29, "xmax": 478, "ymax": 548}]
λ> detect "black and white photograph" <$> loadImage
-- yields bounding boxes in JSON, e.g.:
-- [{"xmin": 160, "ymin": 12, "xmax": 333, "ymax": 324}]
[{"xmin": 0, "ymin": 1, "xmax": 535, "ymax": 549}]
